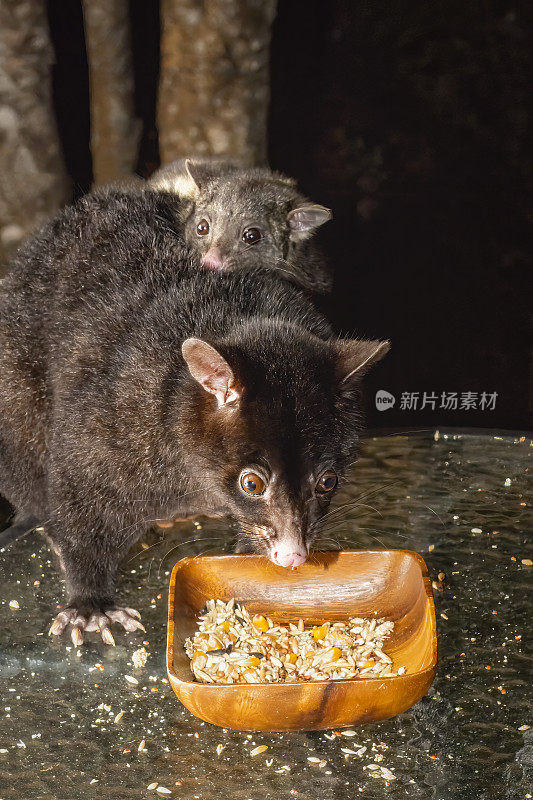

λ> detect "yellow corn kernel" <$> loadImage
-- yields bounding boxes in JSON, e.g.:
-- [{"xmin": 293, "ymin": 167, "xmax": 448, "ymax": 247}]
[
  {"xmin": 244, "ymin": 657, "xmax": 262, "ymax": 667},
  {"xmin": 287, "ymin": 652, "xmax": 297, "ymax": 664},
  {"xmin": 191, "ymin": 650, "xmax": 207, "ymax": 669},
  {"xmin": 318, "ymin": 646, "xmax": 342, "ymax": 664},
  {"xmin": 313, "ymin": 624, "xmax": 328, "ymax": 641},
  {"xmin": 252, "ymin": 615, "xmax": 269, "ymax": 633},
  {"xmin": 222, "ymin": 620, "xmax": 230, "ymax": 632},
  {"xmin": 361, "ymin": 659, "xmax": 375, "ymax": 669}
]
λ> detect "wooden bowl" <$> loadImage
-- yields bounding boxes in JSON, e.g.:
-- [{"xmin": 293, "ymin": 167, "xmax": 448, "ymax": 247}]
[{"xmin": 166, "ymin": 550, "xmax": 437, "ymax": 731}]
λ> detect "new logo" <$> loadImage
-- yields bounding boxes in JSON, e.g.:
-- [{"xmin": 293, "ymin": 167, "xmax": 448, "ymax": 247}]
[{"xmin": 375, "ymin": 390, "xmax": 395, "ymax": 411}]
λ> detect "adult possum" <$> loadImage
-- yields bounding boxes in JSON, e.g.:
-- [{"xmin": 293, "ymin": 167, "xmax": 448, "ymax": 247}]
[{"xmin": 0, "ymin": 189, "xmax": 388, "ymax": 645}]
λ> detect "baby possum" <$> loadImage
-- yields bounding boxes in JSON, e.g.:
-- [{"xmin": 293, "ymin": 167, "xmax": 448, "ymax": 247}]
[
  {"xmin": 0, "ymin": 188, "xmax": 388, "ymax": 646},
  {"xmin": 147, "ymin": 157, "xmax": 333, "ymax": 292}
]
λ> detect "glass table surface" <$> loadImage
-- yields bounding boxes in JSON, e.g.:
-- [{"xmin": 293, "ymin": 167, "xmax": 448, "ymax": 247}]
[{"xmin": 0, "ymin": 430, "xmax": 531, "ymax": 800}]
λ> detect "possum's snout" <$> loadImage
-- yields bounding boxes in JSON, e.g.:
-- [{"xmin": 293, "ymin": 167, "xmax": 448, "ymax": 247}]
[
  {"xmin": 267, "ymin": 523, "xmax": 308, "ymax": 569},
  {"xmin": 237, "ymin": 519, "xmax": 309, "ymax": 569},
  {"xmin": 201, "ymin": 247, "xmax": 224, "ymax": 271},
  {"xmin": 271, "ymin": 542, "xmax": 307, "ymax": 568}
]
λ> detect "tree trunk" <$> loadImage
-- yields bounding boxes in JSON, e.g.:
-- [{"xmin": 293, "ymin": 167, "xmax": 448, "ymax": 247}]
[
  {"xmin": 0, "ymin": 0, "xmax": 69, "ymax": 265},
  {"xmin": 158, "ymin": 0, "xmax": 277, "ymax": 167},
  {"xmin": 82, "ymin": 0, "xmax": 141, "ymax": 185}
]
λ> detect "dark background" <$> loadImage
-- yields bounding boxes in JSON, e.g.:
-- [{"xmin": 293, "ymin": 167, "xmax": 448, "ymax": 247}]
[{"xmin": 46, "ymin": 0, "xmax": 532, "ymax": 430}]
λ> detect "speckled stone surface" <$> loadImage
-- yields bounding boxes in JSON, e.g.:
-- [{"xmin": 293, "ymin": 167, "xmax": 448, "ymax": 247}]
[{"xmin": 0, "ymin": 430, "xmax": 531, "ymax": 800}]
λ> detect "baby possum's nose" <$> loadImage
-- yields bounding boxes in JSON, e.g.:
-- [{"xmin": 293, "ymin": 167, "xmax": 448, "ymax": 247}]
[{"xmin": 201, "ymin": 246, "xmax": 224, "ymax": 271}]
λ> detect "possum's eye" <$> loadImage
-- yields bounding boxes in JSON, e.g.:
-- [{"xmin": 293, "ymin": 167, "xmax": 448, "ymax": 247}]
[
  {"xmin": 315, "ymin": 470, "xmax": 338, "ymax": 495},
  {"xmin": 242, "ymin": 227, "xmax": 262, "ymax": 245},
  {"xmin": 196, "ymin": 219, "xmax": 210, "ymax": 236},
  {"xmin": 239, "ymin": 471, "xmax": 266, "ymax": 496}
]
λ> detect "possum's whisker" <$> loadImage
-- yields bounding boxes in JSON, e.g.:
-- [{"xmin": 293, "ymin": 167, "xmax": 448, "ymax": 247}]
[
  {"xmin": 318, "ymin": 499, "xmax": 383, "ymax": 525},
  {"xmin": 128, "ymin": 480, "xmax": 222, "ymax": 504},
  {"xmin": 406, "ymin": 501, "xmax": 446, "ymax": 528},
  {"xmin": 348, "ymin": 480, "xmax": 403, "ymax": 502},
  {"xmin": 148, "ymin": 536, "xmax": 227, "ymax": 580},
  {"xmin": 126, "ymin": 517, "xmax": 231, "ymax": 563},
  {"xmin": 317, "ymin": 519, "xmax": 410, "ymax": 541},
  {"xmin": 312, "ymin": 536, "xmax": 343, "ymax": 550},
  {"xmin": 381, "ymin": 429, "xmax": 434, "ymax": 438},
  {"xmin": 114, "ymin": 517, "xmax": 167, "ymax": 546}
]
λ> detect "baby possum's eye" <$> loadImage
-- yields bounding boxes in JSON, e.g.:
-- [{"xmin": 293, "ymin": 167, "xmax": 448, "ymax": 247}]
[
  {"xmin": 196, "ymin": 219, "xmax": 210, "ymax": 236},
  {"xmin": 242, "ymin": 227, "xmax": 262, "ymax": 245},
  {"xmin": 239, "ymin": 470, "xmax": 267, "ymax": 496},
  {"xmin": 315, "ymin": 470, "xmax": 338, "ymax": 495}
]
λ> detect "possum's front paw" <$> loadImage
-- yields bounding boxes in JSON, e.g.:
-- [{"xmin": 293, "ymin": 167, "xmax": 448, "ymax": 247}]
[{"xmin": 48, "ymin": 604, "xmax": 145, "ymax": 647}]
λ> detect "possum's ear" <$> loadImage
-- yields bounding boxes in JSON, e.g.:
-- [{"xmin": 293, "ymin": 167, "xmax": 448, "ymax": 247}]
[
  {"xmin": 288, "ymin": 204, "xmax": 332, "ymax": 240},
  {"xmin": 334, "ymin": 339, "xmax": 390, "ymax": 384},
  {"xmin": 182, "ymin": 338, "xmax": 241, "ymax": 406},
  {"xmin": 185, "ymin": 159, "xmax": 241, "ymax": 190}
]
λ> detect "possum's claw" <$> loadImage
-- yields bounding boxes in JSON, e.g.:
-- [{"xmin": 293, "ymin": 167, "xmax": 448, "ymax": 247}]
[
  {"xmin": 105, "ymin": 608, "xmax": 146, "ymax": 633},
  {"xmin": 49, "ymin": 605, "xmax": 144, "ymax": 645}
]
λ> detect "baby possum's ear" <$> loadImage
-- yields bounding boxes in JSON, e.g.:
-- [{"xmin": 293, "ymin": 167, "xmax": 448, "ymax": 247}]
[
  {"xmin": 334, "ymin": 339, "xmax": 390, "ymax": 384},
  {"xmin": 287, "ymin": 204, "xmax": 332, "ymax": 240},
  {"xmin": 182, "ymin": 338, "xmax": 241, "ymax": 406},
  {"xmin": 185, "ymin": 158, "xmax": 241, "ymax": 191}
]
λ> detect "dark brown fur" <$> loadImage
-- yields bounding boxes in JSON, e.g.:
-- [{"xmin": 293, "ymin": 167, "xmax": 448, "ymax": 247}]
[{"xmin": 0, "ymin": 188, "xmax": 388, "ymax": 642}]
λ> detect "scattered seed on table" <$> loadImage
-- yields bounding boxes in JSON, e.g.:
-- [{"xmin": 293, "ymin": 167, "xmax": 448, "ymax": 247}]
[
  {"xmin": 307, "ymin": 756, "xmax": 321, "ymax": 763},
  {"xmin": 114, "ymin": 711, "xmax": 124, "ymax": 723},
  {"xmin": 132, "ymin": 647, "xmax": 149, "ymax": 669},
  {"xmin": 216, "ymin": 744, "xmax": 224, "ymax": 756},
  {"xmin": 8, "ymin": 600, "xmax": 19, "ymax": 610},
  {"xmin": 518, "ymin": 725, "xmax": 530, "ymax": 731},
  {"xmin": 138, "ymin": 739, "xmax": 146, "ymax": 752},
  {"xmin": 156, "ymin": 788, "xmax": 171, "ymax": 795},
  {"xmin": 125, "ymin": 675, "xmax": 138, "ymax": 685},
  {"xmin": 147, "ymin": 782, "xmax": 158, "ymax": 790},
  {"xmin": 250, "ymin": 745, "xmax": 268, "ymax": 756},
  {"xmin": 341, "ymin": 730, "xmax": 357, "ymax": 737},
  {"xmin": 522, "ymin": 559, "xmax": 532, "ymax": 566}
]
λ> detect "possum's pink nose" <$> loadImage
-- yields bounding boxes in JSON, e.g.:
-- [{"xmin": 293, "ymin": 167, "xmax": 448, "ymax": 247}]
[
  {"xmin": 201, "ymin": 247, "xmax": 224, "ymax": 271},
  {"xmin": 272, "ymin": 546, "xmax": 307, "ymax": 568}
]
